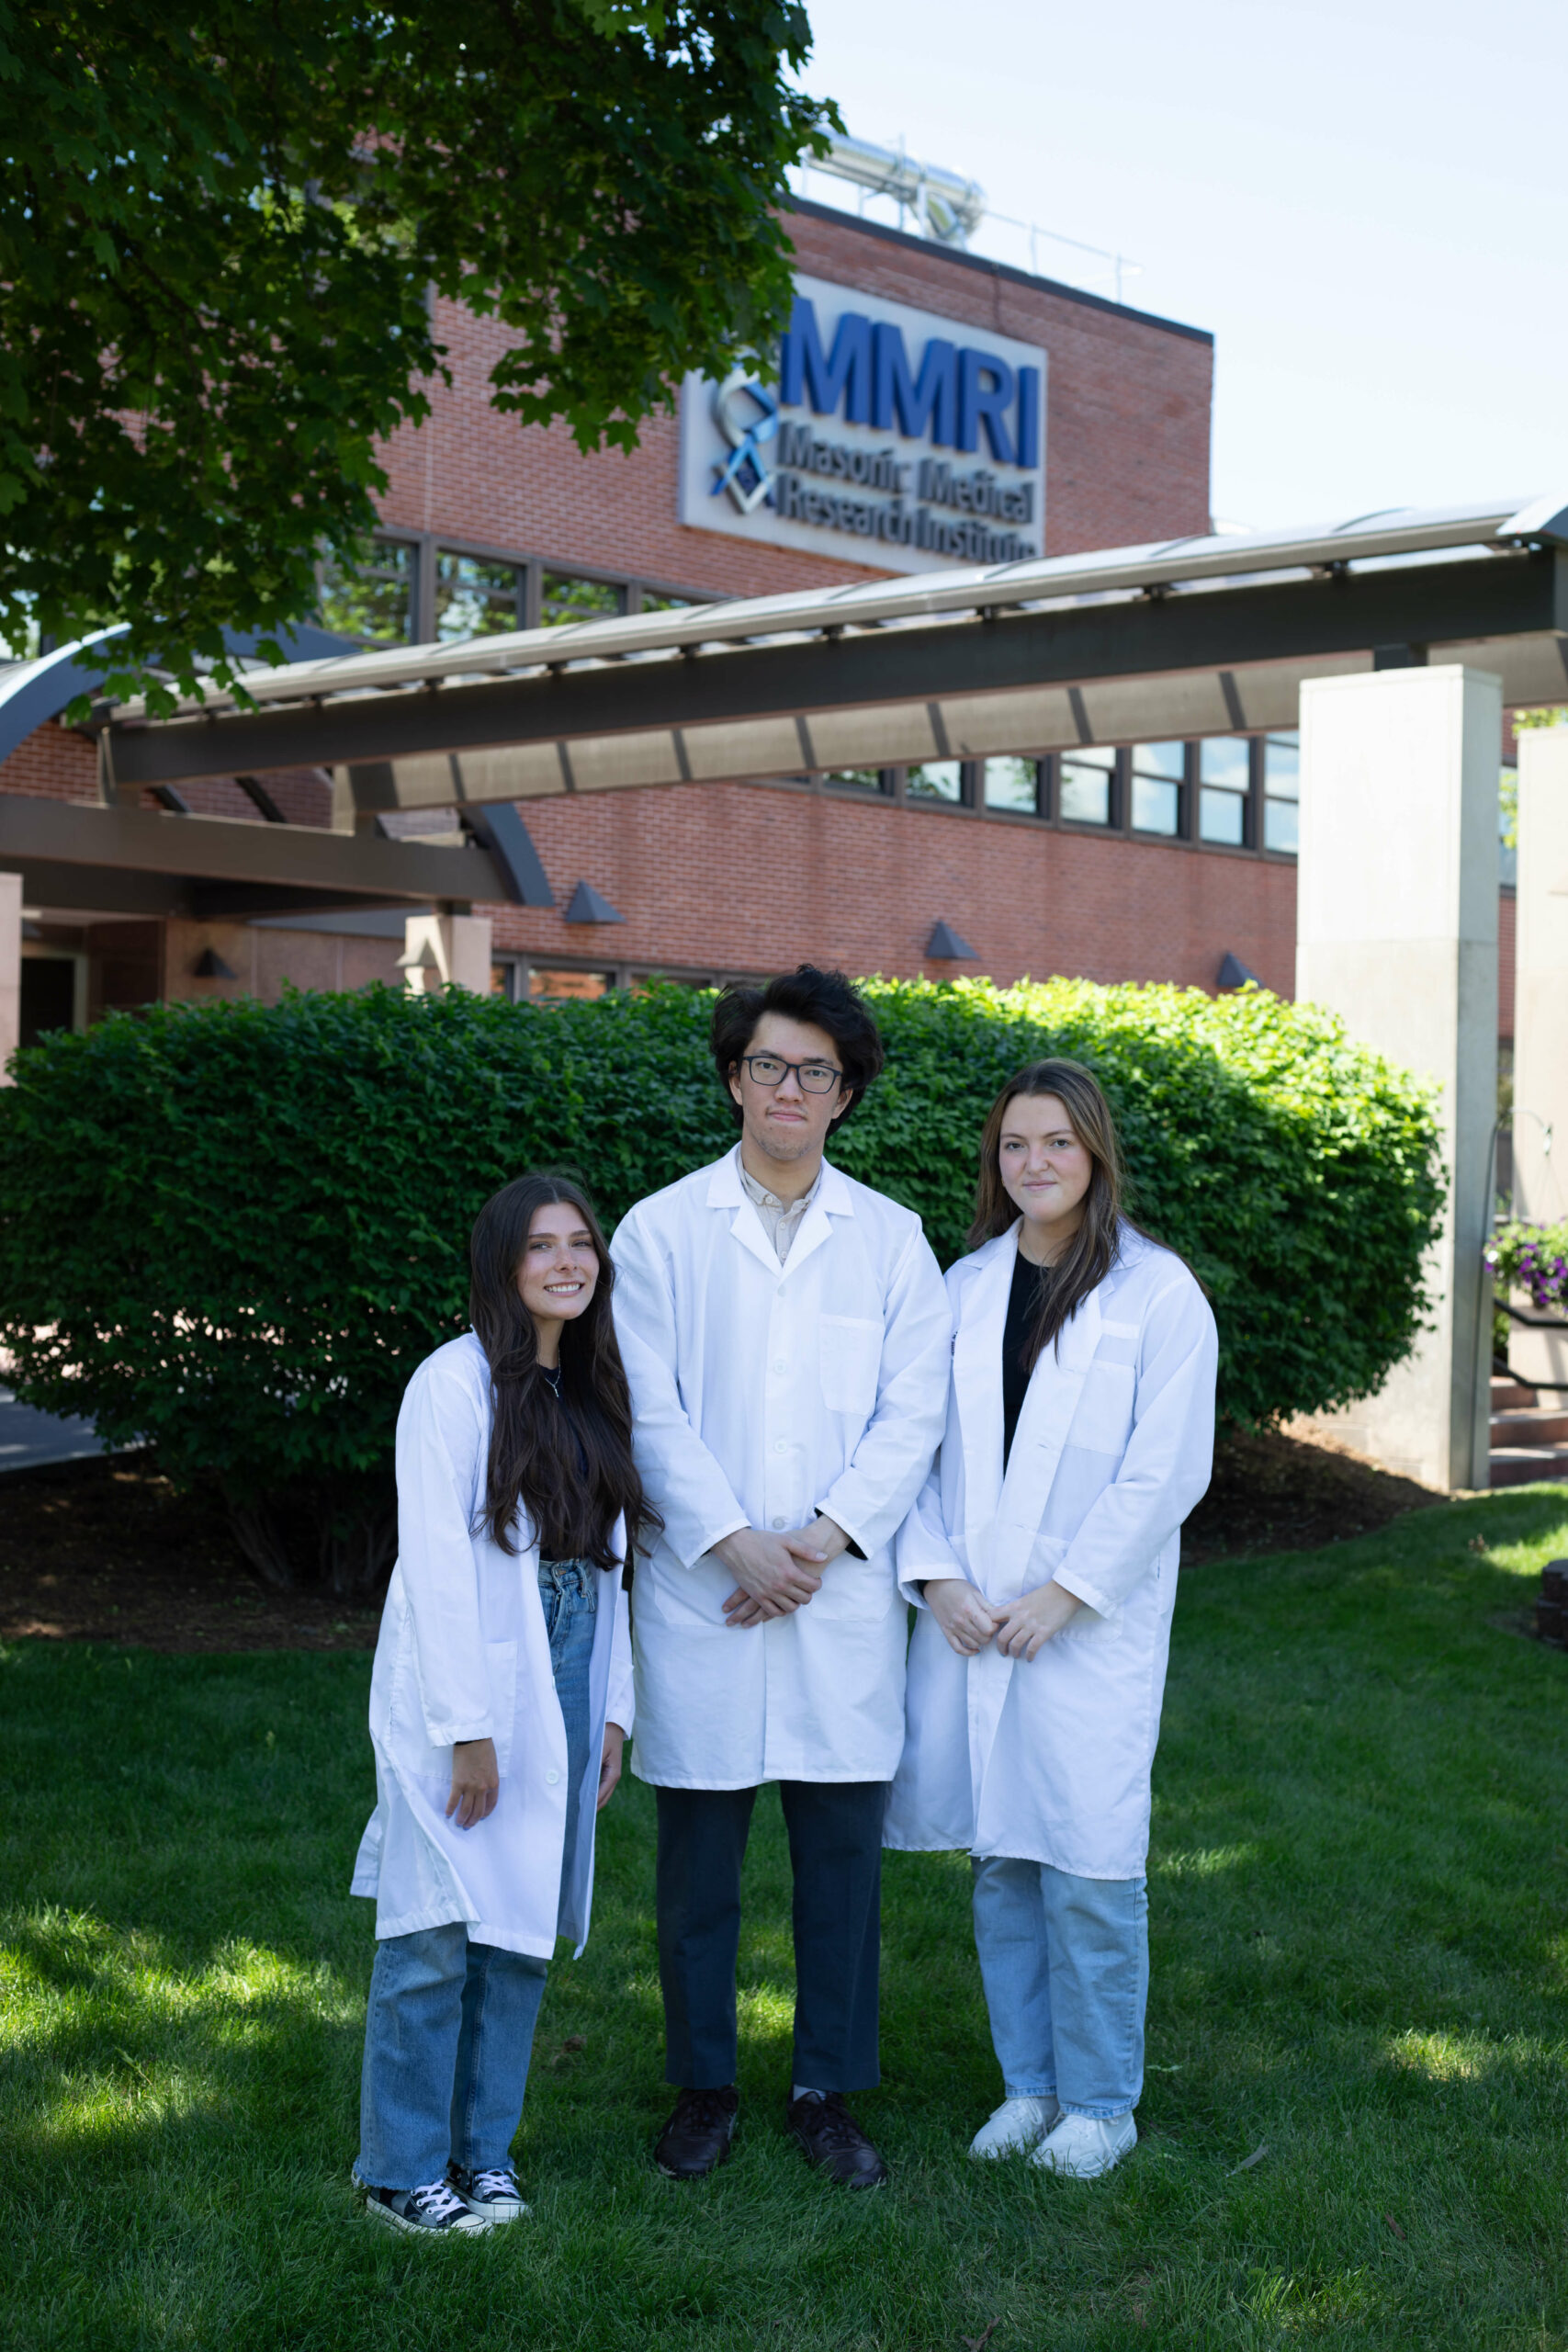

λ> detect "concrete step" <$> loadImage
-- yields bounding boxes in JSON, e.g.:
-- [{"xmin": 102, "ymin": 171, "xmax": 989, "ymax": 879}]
[
  {"xmin": 1491, "ymin": 1374, "xmax": 1538, "ymax": 1412},
  {"xmin": 1490, "ymin": 1444, "xmax": 1568, "ymax": 1487},
  {"xmin": 1492, "ymin": 1407, "xmax": 1568, "ymax": 1447}
]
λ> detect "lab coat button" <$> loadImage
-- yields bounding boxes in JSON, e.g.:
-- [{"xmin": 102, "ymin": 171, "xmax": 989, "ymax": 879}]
[
  {"xmin": 773, "ymin": 1359, "xmax": 786, "ymax": 1373},
  {"xmin": 772, "ymin": 1516, "xmax": 785, "ymax": 1529},
  {"xmin": 774, "ymin": 1440, "xmax": 787, "ymax": 1453},
  {"xmin": 545, "ymin": 1770, "xmax": 560, "ymax": 1784}
]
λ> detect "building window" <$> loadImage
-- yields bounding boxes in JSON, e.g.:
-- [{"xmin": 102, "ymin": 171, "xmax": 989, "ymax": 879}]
[
  {"xmin": 906, "ymin": 759, "xmax": 965, "ymax": 803},
  {"xmin": 1130, "ymin": 741, "xmax": 1184, "ymax": 836},
  {"xmin": 982, "ymin": 756, "xmax": 1043, "ymax": 815},
  {"xmin": 435, "ymin": 552, "xmax": 525, "ymax": 641},
  {"xmin": 527, "ymin": 967, "xmax": 619, "ymax": 1001},
  {"xmin": 638, "ymin": 590, "xmax": 694, "ymax": 615},
  {"xmin": 1058, "ymin": 745, "xmax": 1116, "ymax": 827},
  {"xmin": 318, "ymin": 537, "xmax": 417, "ymax": 645},
  {"xmin": 1263, "ymin": 731, "xmax": 1299, "ymax": 853},
  {"xmin": 1198, "ymin": 737, "xmax": 1251, "ymax": 845},
  {"xmin": 542, "ymin": 572, "xmax": 623, "ymax": 628}
]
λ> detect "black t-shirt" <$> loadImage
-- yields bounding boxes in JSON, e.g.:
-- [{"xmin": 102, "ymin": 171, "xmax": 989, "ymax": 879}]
[
  {"xmin": 537, "ymin": 1390, "xmax": 594, "ymax": 1561},
  {"xmin": 1001, "ymin": 1251, "xmax": 1055, "ymax": 1470}
]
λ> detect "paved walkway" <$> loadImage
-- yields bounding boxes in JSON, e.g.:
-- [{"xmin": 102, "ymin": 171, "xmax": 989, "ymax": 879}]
[{"xmin": 0, "ymin": 1386, "xmax": 110, "ymax": 1474}]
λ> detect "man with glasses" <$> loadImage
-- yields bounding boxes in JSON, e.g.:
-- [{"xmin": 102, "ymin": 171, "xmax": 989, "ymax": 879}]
[{"xmin": 610, "ymin": 965, "xmax": 950, "ymax": 2188}]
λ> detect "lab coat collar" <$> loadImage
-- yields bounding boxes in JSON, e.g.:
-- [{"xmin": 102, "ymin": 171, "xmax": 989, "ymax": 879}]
[{"xmin": 706, "ymin": 1147, "xmax": 853, "ymax": 1280}]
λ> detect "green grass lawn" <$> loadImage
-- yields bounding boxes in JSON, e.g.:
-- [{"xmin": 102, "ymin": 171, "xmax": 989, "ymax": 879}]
[{"xmin": 5, "ymin": 1487, "xmax": 1568, "ymax": 2352}]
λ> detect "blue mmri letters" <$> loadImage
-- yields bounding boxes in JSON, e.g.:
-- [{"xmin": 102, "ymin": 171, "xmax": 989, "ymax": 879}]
[
  {"xmin": 779, "ymin": 302, "xmax": 872, "ymax": 424},
  {"xmin": 957, "ymin": 350, "xmax": 1014, "ymax": 463},
  {"xmin": 781, "ymin": 297, "xmax": 1040, "ymax": 470},
  {"xmin": 872, "ymin": 322, "xmax": 956, "ymax": 445}
]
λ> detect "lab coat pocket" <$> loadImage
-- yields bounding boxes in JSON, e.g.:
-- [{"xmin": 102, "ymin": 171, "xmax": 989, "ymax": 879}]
[
  {"xmin": 819, "ymin": 1314, "xmax": 882, "ymax": 1417},
  {"xmin": 632, "ymin": 1543, "xmax": 733, "ymax": 1631},
  {"xmin": 486, "ymin": 1640, "xmax": 518, "ymax": 1771},
  {"xmin": 1068, "ymin": 1359, "xmax": 1136, "ymax": 1456},
  {"xmin": 806, "ymin": 1547, "xmax": 897, "ymax": 1623}
]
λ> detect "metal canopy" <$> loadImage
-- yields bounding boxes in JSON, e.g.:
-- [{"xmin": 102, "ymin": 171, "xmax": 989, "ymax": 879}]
[
  {"xmin": 0, "ymin": 795, "xmax": 506, "ymax": 921},
  {"xmin": 87, "ymin": 497, "xmax": 1568, "ymax": 818}
]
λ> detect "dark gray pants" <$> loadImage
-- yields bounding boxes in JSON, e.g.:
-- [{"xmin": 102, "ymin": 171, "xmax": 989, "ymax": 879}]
[{"xmin": 654, "ymin": 1780, "xmax": 887, "ymax": 2094}]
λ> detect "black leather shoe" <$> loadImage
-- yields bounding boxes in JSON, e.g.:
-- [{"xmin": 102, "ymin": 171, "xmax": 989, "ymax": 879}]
[
  {"xmin": 786, "ymin": 2092, "xmax": 889, "ymax": 2188},
  {"xmin": 654, "ymin": 2086, "xmax": 739, "ymax": 2179}
]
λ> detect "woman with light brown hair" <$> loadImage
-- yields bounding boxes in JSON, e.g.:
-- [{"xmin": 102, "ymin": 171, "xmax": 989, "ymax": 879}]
[{"xmin": 886, "ymin": 1059, "xmax": 1217, "ymax": 2180}]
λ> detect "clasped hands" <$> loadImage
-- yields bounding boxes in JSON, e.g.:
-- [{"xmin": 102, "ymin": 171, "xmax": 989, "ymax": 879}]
[
  {"xmin": 924, "ymin": 1575, "xmax": 1082, "ymax": 1662},
  {"xmin": 715, "ymin": 1516, "xmax": 849, "ymax": 1628}
]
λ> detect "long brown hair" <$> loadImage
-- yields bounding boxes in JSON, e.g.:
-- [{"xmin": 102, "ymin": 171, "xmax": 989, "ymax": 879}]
[
  {"xmin": 468, "ymin": 1171, "xmax": 660, "ymax": 1567},
  {"xmin": 968, "ymin": 1059, "xmax": 1127, "ymax": 1374}
]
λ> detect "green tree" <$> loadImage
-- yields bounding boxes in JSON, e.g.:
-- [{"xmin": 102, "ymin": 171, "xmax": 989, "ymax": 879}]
[{"xmin": 0, "ymin": 1, "xmax": 834, "ymax": 707}]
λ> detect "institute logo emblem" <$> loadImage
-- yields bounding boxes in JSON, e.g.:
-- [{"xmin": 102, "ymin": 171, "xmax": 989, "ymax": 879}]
[{"xmin": 710, "ymin": 370, "xmax": 780, "ymax": 514}]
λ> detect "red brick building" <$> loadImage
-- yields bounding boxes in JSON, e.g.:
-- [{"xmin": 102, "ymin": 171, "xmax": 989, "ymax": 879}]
[
  {"xmin": 365, "ymin": 201, "xmax": 1305, "ymax": 1005},
  {"xmin": 0, "ymin": 197, "xmax": 1516, "ymax": 1041}
]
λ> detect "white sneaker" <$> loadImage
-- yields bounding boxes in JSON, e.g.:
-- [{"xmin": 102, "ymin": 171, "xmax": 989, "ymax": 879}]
[
  {"xmin": 968, "ymin": 2095, "xmax": 1061, "ymax": 2159},
  {"xmin": 1029, "ymin": 2110, "xmax": 1137, "ymax": 2178},
  {"xmin": 448, "ymin": 2161, "xmax": 528, "ymax": 2222}
]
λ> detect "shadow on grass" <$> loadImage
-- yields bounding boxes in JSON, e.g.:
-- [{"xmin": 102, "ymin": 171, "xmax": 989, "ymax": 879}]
[{"xmin": 4, "ymin": 1488, "xmax": 1568, "ymax": 2347}]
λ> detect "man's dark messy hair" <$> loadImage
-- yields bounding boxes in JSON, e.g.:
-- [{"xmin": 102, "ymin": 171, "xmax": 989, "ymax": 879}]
[{"xmin": 710, "ymin": 964, "xmax": 885, "ymax": 1132}]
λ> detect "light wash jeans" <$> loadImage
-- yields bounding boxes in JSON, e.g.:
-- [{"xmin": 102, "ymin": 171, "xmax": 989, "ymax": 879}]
[
  {"xmin": 355, "ymin": 1557, "xmax": 598, "ymax": 2190},
  {"xmin": 971, "ymin": 1856, "xmax": 1148, "ymax": 2120}
]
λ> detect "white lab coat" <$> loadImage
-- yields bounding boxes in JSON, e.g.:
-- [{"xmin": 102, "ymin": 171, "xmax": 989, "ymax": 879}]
[
  {"xmin": 886, "ymin": 1221, "xmax": 1217, "ymax": 1878},
  {"xmin": 350, "ymin": 1332, "xmax": 635, "ymax": 1959},
  {"xmin": 609, "ymin": 1146, "xmax": 952, "ymax": 1789}
]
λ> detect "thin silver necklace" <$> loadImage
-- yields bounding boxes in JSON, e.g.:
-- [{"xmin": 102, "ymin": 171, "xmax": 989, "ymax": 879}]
[{"xmin": 539, "ymin": 1362, "xmax": 562, "ymax": 1397}]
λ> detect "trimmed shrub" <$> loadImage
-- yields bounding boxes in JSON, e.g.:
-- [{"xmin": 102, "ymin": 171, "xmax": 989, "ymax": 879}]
[{"xmin": 0, "ymin": 977, "xmax": 1442, "ymax": 1588}]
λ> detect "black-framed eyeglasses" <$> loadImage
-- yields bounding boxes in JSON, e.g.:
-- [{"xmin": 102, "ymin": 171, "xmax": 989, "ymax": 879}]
[{"xmin": 739, "ymin": 1053, "xmax": 844, "ymax": 1094}]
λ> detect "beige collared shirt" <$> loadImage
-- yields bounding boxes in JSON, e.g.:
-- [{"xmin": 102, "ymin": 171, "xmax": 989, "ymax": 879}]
[{"xmin": 738, "ymin": 1148, "xmax": 823, "ymax": 1264}]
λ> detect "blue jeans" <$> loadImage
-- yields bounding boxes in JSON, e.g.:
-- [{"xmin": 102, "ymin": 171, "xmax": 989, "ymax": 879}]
[
  {"xmin": 355, "ymin": 1558, "xmax": 598, "ymax": 2190},
  {"xmin": 971, "ymin": 1857, "xmax": 1148, "ymax": 2120}
]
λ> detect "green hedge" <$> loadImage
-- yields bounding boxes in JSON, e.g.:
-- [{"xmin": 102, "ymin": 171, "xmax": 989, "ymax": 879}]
[{"xmin": 0, "ymin": 978, "xmax": 1443, "ymax": 1585}]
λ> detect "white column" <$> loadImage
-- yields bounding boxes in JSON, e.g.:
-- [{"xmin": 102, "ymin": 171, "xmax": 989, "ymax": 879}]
[
  {"xmin": 0, "ymin": 872, "xmax": 19, "ymax": 1084},
  {"xmin": 446, "ymin": 914, "xmax": 493, "ymax": 995},
  {"xmin": 1294, "ymin": 665, "xmax": 1500, "ymax": 1491},
  {"xmin": 399, "ymin": 912, "xmax": 494, "ymax": 994},
  {"xmin": 1509, "ymin": 726, "xmax": 1568, "ymax": 1386}
]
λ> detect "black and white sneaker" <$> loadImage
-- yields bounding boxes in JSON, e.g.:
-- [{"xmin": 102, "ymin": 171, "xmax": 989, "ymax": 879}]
[
  {"xmin": 363, "ymin": 2177, "xmax": 492, "ymax": 2235},
  {"xmin": 447, "ymin": 2161, "xmax": 528, "ymax": 2222}
]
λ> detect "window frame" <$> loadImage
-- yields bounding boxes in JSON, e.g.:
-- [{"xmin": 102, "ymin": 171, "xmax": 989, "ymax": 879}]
[
  {"xmin": 1056, "ymin": 743, "xmax": 1122, "ymax": 832},
  {"xmin": 316, "ymin": 531, "xmax": 423, "ymax": 650},
  {"xmin": 317, "ymin": 527, "xmax": 716, "ymax": 648},
  {"xmin": 1128, "ymin": 739, "xmax": 1190, "ymax": 842}
]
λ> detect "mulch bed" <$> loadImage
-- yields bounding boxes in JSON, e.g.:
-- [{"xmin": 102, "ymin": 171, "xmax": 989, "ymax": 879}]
[
  {"xmin": 0, "ymin": 1426, "xmax": 1444, "ymax": 1656},
  {"xmin": 0, "ymin": 1454, "xmax": 381, "ymax": 1653},
  {"xmin": 1180, "ymin": 1424, "xmax": 1438, "ymax": 1562}
]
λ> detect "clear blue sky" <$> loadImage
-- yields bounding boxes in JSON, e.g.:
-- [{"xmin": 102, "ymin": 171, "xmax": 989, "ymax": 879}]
[{"xmin": 793, "ymin": 0, "xmax": 1566, "ymax": 530}]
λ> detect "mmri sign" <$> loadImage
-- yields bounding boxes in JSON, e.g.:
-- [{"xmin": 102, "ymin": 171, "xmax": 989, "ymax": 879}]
[{"xmin": 678, "ymin": 275, "xmax": 1047, "ymax": 577}]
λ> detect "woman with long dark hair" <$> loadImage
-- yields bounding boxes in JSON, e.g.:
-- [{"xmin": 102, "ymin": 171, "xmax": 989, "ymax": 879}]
[
  {"xmin": 350, "ymin": 1170, "xmax": 657, "ymax": 2235},
  {"xmin": 886, "ymin": 1061, "xmax": 1217, "ymax": 2181}
]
